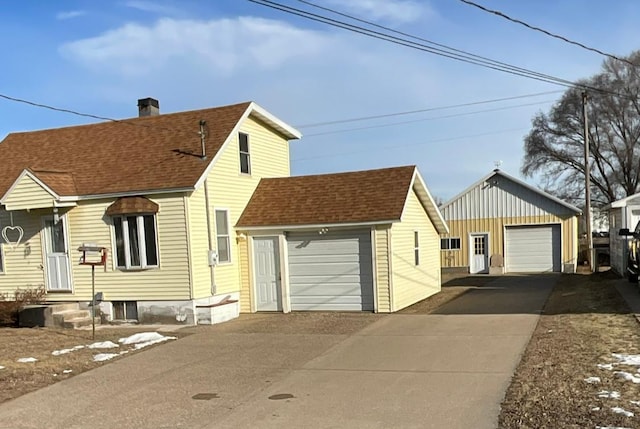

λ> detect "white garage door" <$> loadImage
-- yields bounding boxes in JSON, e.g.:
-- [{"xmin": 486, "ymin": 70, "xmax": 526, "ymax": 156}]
[
  {"xmin": 505, "ymin": 225, "xmax": 561, "ymax": 273},
  {"xmin": 287, "ymin": 230, "xmax": 374, "ymax": 311}
]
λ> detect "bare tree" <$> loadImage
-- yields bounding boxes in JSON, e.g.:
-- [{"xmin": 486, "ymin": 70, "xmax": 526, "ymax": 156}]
[{"xmin": 522, "ymin": 51, "xmax": 640, "ymax": 207}]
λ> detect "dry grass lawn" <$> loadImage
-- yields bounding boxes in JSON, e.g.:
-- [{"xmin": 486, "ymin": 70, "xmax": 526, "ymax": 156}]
[
  {"xmin": 500, "ymin": 272, "xmax": 640, "ymax": 428},
  {"xmin": 0, "ymin": 326, "xmax": 190, "ymax": 405}
]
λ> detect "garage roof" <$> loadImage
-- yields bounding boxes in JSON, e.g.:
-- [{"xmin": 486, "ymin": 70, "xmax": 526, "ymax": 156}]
[{"xmin": 237, "ymin": 165, "xmax": 448, "ymax": 233}]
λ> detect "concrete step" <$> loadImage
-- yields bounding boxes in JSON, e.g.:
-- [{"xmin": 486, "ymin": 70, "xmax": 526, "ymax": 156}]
[{"xmin": 62, "ymin": 316, "xmax": 100, "ymax": 329}]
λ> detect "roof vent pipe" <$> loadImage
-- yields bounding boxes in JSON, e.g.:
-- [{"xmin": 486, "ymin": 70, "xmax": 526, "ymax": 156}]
[{"xmin": 137, "ymin": 98, "xmax": 159, "ymax": 117}]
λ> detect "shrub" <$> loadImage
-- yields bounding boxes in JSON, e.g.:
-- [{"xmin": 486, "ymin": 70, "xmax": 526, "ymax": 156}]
[{"xmin": 0, "ymin": 286, "xmax": 46, "ymax": 326}]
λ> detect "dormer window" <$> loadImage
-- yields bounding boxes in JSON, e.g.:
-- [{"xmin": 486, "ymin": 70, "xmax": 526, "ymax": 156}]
[{"xmin": 239, "ymin": 132, "xmax": 251, "ymax": 174}]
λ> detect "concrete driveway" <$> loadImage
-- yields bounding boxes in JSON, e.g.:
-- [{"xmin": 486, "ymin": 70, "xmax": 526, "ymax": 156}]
[{"xmin": 0, "ymin": 275, "xmax": 556, "ymax": 429}]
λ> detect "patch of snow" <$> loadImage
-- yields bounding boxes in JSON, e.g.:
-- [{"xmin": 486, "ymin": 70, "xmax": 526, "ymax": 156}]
[
  {"xmin": 598, "ymin": 363, "xmax": 615, "ymax": 371},
  {"xmin": 630, "ymin": 400, "xmax": 640, "ymax": 406},
  {"xmin": 118, "ymin": 332, "xmax": 176, "ymax": 349},
  {"xmin": 93, "ymin": 353, "xmax": 119, "ymax": 362},
  {"xmin": 614, "ymin": 371, "xmax": 640, "ymax": 384},
  {"xmin": 17, "ymin": 357, "xmax": 37, "ymax": 363},
  {"xmin": 611, "ymin": 407, "xmax": 634, "ymax": 417},
  {"xmin": 87, "ymin": 341, "xmax": 119, "ymax": 349},
  {"xmin": 0, "ymin": 366, "xmax": 4, "ymax": 370},
  {"xmin": 597, "ymin": 391, "xmax": 621, "ymax": 399},
  {"xmin": 592, "ymin": 407, "xmax": 601, "ymax": 411},
  {"xmin": 119, "ymin": 332, "xmax": 175, "ymax": 345},
  {"xmin": 119, "ymin": 351, "xmax": 129, "ymax": 355},
  {"xmin": 73, "ymin": 345, "xmax": 85, "ymax": 350},
  {"xmin": 585, "ymin": 377, "xmax": 602, "ymax": 384},
  {"xmin": 52, "ymin": 374, "xmax": 57, "ymax": 377},
  {"xmin": 612, "ymin": 354, "xmax": 640, "ymax": 366},
  {"xmin": 62, "ymin": 369, "xmax": 72, "ymax": 374},
  {"xmin": 52, "ymin": 348, "xmax": 75, "ymax": 356}
]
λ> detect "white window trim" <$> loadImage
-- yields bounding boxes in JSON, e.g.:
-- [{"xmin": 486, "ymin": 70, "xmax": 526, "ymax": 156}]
[
  {"xmin": 215, "ymin": 208, "xmax": 232, "ymax": 264},
  {"xmin": 239, "ymin": 132, "xmax": 251, "ymax": 175},
  {"xmin": 113, "ymin": 214, "xmax": 159, "ymax": 270},
  {"xmin": 441, "ymin": 237, "xmax": 461, "ymax": 251},
  {"xmin": 0, "ymin": 243, "xmax": 4, "ymax": 274},
  {"xmin": 414, "ymin": 231, "xmax": 420, "ymax": 266}
]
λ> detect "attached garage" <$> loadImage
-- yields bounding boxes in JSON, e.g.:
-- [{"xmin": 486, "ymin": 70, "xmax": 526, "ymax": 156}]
[
  {"xmin": 287, "ymin": 230, "xmax": 374, "ymax": 311},
  {"xmin": 505, "ymin": 225, "xmax": 561, "ymax": 272}
]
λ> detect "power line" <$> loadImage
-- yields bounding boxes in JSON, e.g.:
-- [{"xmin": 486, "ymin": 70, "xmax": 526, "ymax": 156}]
[
  {"xmin": 302, "ymin": 99, "xmax": 554, "ymax": 137},
  {"xmin": 292, "ymin": 127, "xmax": 526, "ymax": 161},
  {"xmin": 297, "ymin": 90, "xmax": 562, "ymax": 128},
  {"xmin": 249, "ymin": 0, "xmax": 577, "ymax": 88},
  {"xmin": 458, "ymin": 0, "xmax": 635, "ymax": 67},
  {"xmin": 249, "ymin": 0, "xmax": 632, "ymax": 100},
  {"xmin": 0, "ymin": 93, "xmax": 199, "ymax": 136}
]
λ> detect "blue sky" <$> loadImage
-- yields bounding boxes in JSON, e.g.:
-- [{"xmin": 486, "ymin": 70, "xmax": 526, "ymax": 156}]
[{"xmin": 2, "ymin": 0, "xmax": 640, "ymax": 200}]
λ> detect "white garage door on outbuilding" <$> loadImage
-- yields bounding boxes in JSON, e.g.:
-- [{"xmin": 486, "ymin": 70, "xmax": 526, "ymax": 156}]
[
  {"xmin": 505, "ymin": 224, "xmax": 561, "ymax": 273},
  {"xmin": 287, "ymin": 230, "xmax": 374, "ymax": 311}
]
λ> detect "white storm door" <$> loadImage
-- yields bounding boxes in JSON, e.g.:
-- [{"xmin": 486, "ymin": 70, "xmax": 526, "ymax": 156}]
[
  {"xmin": 43, "ymin": 217, "xmax": 72, "ymax": 291},
  {"xmin": 470, "ymin": 234, "xmax": 489, "ymax": 274},
  {"xmin": 254, "ymin": 237, "xmax": 282, "ymax": 311}
]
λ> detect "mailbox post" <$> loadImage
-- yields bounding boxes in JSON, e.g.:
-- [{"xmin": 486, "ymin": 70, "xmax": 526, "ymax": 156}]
[{"xmin": 78, "ymin": 244, "xmax": 108, "ymax": 339}]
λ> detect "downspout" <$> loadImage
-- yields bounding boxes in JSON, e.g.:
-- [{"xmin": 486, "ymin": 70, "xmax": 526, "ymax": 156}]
[{"xmin": 200, "ymin": 120, "xmax": 216, "ymax": 297}]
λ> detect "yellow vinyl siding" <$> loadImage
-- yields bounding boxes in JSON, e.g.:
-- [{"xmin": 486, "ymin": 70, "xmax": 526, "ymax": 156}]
[
  {"xmin": 238, "ymin": 237, "xmax": 251, "ymax": 313},
  {"xmin": 441, "ymin": 215, "xmax": 577, "ymax": 269},
  {"xmin": 188, "ymin": 115, "xmax": 290, "ymax": 297},
  {"xmin": 61, "ymin": 194, "xmax": 190, "ymax": 301},
  {"xmin": 187, "ymin": 185, "xmax": 212, "ymax": 299},
  {"xmin": 374, "ymin": 225, "xmax": 391, "ymax": 313},
  {"xmin": 3, "ymin": 175, "xmax": 56, "ymax": 211},
  {"xmin": 0, "ymin": 210, "xmax": 45, "ymax": 293},
  {"xmin": 390, "ymin": 189, "xmax": 441, "ymax": 312}
]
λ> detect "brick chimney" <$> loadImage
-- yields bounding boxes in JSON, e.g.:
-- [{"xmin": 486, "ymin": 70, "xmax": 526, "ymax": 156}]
[{"xmin": 137, "ymin": 98, "xmax": 159, "ymax": 117}]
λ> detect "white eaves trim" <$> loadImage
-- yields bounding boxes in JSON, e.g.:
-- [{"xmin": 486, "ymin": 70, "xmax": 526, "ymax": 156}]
[
  {"xmin": 237, "ymin": 220, "xmax": 398, "ymax": 232},
  {"xmin": 0, "ymin": 169, "xmax": 60, "ymax": 204},
  {"xmin": 440, "ymin": 169, "xmax": 582, "ymax": 215},
  {"xmin": 607, "ymin": 191, "xmax": 640, "ymax": 209},
  {"xmin": 408, "ymin": 168, "xmax": 449, "ymax": 235}
]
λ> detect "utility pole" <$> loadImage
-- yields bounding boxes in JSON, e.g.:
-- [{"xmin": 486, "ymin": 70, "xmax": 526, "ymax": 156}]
[{"xmin": 582, "ymin": 91, "xmax": 593, "ymax": 272}]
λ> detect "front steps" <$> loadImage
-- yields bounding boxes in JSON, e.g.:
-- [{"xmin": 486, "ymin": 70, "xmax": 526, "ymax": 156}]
[{"xmin": 46, "ymin": 303, "xmax": 100, "ymax": 329}]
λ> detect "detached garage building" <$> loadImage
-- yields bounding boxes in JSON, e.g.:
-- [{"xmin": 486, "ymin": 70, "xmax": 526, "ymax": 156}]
[
  {"xmin": 236, "ymin": 165, "xmax": 449, "ymax": 313},
  {"xmin": 439, "ymin": 169, "xmax": 581, "ymax": 274}
]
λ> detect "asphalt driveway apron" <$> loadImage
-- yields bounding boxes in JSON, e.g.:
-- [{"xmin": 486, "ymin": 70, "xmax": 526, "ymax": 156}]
[{"xmin": 0, "ymin": 275, "xmax": 556, "ymax": 429}]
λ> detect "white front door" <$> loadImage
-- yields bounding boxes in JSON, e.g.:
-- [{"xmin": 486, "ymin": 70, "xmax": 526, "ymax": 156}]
[
  {"xmin": 43, "ymin": 217, "xmax": 72, "ymax": 291},
  {"xmin": 254, "ymin": 237, "xmax": 281, "ymax": 311},
  {"xmin": 470, "ymin": 233, "xmax": 489, "ymax": 274}
]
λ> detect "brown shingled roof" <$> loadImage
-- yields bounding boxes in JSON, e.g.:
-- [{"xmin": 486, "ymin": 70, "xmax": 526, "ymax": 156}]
[
  {"xmin": 236, "ymin": 166, "xmax": 416, "ymax": 227},
  {"xmin": 0, "ymin": 102, "xmax": 253, "ymax": 198}
]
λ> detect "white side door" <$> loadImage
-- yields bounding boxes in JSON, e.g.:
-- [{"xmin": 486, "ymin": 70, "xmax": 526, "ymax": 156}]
[
  {"xmin": 43, "ymin": 217, "xmax": 72, "ymax": 291},
  {"xmin": 254, "ymin": 237, "xmax": 281, "ymax": 311},
  {"xmin": 470, "ymin": 233, "xmax": 489, "ymax": 274}
]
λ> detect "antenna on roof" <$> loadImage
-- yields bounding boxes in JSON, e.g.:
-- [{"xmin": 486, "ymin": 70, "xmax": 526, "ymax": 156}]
[
  {"xmin": 199, "ymin": 120, "xmax": 207, "ymax": 160},
  {"xmin": 494, "ymin": 160, "xmax": 502, "ymax": 170}
]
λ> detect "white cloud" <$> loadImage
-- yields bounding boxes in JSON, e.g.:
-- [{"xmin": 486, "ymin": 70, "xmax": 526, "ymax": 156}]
[
  {"xmin": 56, "ymin": 10, "xmax": 86, "ymax": 20},
  {"xmin": 319, "ymin": 0, "xmax": 431, "ymax": 24},
  {"xmin": 124, "ymin": 1, "xmax": 182, "ymax": 16},
  {"xmin": 60, "ymin": 17, "xmax": 336, "ymax": 76}
]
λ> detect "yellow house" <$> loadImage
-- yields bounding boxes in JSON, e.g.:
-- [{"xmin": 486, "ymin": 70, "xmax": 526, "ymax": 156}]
[
  {"xmin": 0, "ymin": 99, "xmax": 448, "ymax": 325},
  {"xmin": 439, "ymin": 169, "xmax": 581, "ymax": 274}
]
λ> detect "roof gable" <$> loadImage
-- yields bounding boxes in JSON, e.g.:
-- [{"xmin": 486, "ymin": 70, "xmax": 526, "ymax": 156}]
[
  {"xmin": 237, "ymin": 165, "xmax": 448, "ymax": 233},
  {"xmin": 1, "ymin": 170, "xmax": 60, "ymax": 210},
  {"xmin": 0, "ymin": 102, "xmax": 300, "ymax": 200},
  {"xmin": 441, "ymin": 169, "xmax": 581, "ymax": 220}
]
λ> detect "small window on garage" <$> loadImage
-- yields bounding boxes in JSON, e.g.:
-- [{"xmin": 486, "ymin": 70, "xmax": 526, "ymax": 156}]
[
  {"xmin": 440, "ymin": 237, "xmax": 461, "ymax": 250},
  {"xmin": 414, "ymin": 231, "xmax": 420, "ymax": 265}
]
